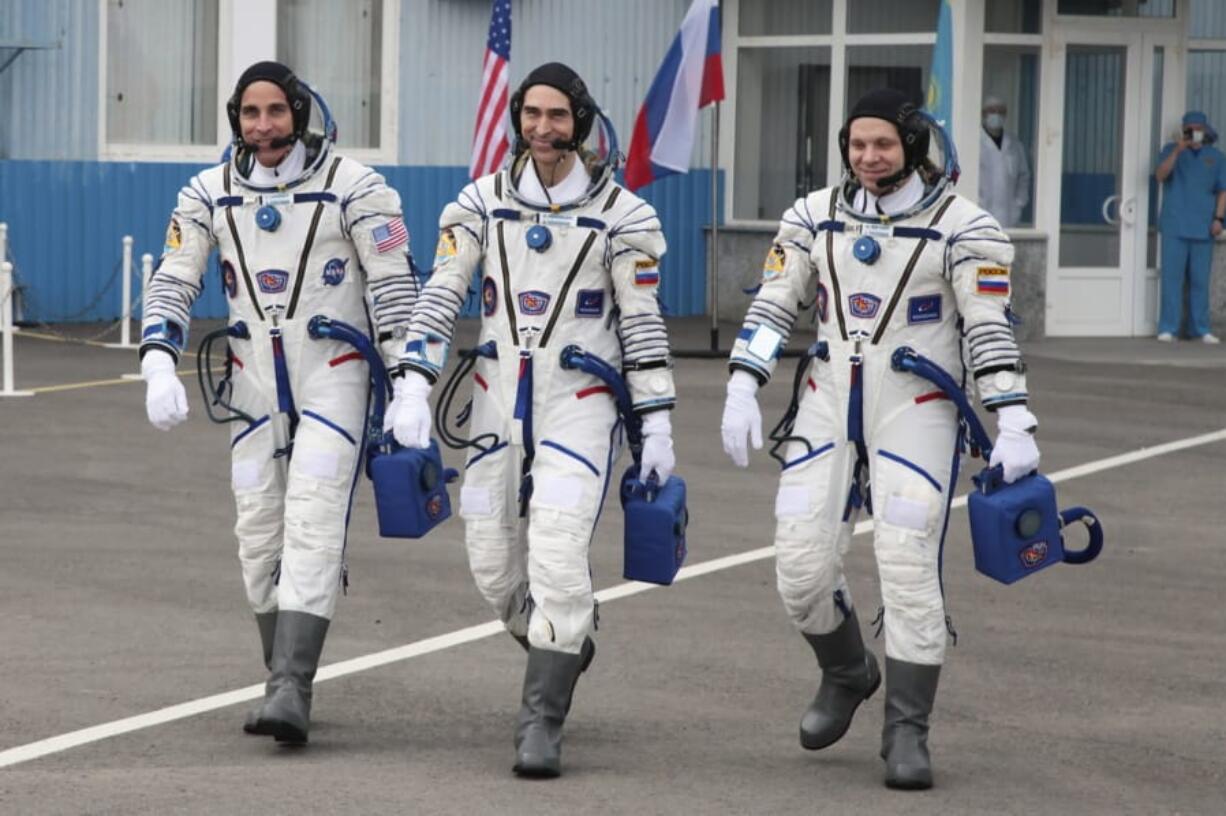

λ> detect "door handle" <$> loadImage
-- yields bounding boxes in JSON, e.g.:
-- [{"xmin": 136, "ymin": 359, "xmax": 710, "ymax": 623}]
[
  {"xmin": 1120, "ymin": 197, "xmax": 1136, "ymax": 225},
  {"xmin": 1101, "ymin": 194, "xmax": 1120, "ymax": 225}
]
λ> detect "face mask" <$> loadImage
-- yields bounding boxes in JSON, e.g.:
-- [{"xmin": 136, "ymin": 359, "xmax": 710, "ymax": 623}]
[
  {"xmin": 983, "ymin": 113, "xmax": 1005, "ymax": 131},
  {"xmin": 1192, "ymin": 129, "xmax": 1206, "ymax": 145}
]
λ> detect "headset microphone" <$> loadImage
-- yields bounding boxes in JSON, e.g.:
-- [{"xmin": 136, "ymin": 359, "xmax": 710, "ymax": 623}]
[{"xmin": 550, "ymin": 138, "xmax": 572, "ymax": 150}]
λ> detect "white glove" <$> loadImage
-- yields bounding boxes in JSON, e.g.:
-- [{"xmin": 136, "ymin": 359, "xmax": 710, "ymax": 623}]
[
  {"xmin": 990, "ymin": 404, "xmax": 1041, "ymax": 484},
  {"xmin": 721, "ymin": 370, "xmax": 762, "ymax": 468},
  {"xmin": 141, "ymin": 349, "xmax": 189, "ymax": 431},
  {"xmin": 390, "ymin": 371, "xmax": 432, "ymax": 449},
  {"xmin": 639, "ymin": 410, "xmax": 675, "ymax": 484}
]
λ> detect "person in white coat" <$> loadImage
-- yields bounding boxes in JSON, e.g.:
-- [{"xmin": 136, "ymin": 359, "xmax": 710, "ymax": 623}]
[{"xmin": 978, "ymin": 96, "xmax": 1032, "ymax": 228}]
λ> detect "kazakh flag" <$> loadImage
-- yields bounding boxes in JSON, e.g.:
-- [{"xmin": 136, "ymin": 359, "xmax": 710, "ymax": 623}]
[{"xmin": 926, "ymin": 0, "xmax": 953, "ymax": 127}]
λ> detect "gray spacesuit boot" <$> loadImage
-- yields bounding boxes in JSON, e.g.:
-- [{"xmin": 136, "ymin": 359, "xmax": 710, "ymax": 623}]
[
  {"xmin": 242, "ymin": 611, "xmax": 278, "ymax": 734},
  {"xmin": 880, "ymin": 658, "xmax": 941, "ymax": 790},
  {"xmin": 512, "ymin": 647, "xmax": 586, "ymax": 778},
  {"xmin": 799, "ymin": 610, "xmax": 881, "ymax": 750},
  {"xmin": 254, "ymin": 610, "xmax": 330, "ymax": 744}
]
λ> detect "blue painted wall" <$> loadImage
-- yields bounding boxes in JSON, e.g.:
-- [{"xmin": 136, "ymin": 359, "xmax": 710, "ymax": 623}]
[{"xmin": 0, "ymin": 161, "xmax": 722, "ymax": 323}]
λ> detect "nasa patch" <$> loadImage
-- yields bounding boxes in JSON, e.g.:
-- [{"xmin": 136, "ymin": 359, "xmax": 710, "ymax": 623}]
[
  {"xmin": 257, "ymin": 269, "xmax": 290, "ymax": 293},
  {"xmin": 518, "ymin": 290, "xmax": 551, "ymax": 316},
  {"xmin": 907, "ymin": 294, "xmax": 942, "ymax": 324},
  {"xmin": 322, "ymin": 257, "xmax": 348, "ymax": 286},
  {"xmin": 847, "ymin": 291, "xmax": 881, "ymax": 319},
  {"xmin": 482, "ymin": 276, "xmax": 498, "ymax": 317},
  {"xmin": 221, "ymin": 260, "xmax": 238, "ymax": 299},
  {"xmin": 575, "ymin": 289, "xmax": 604, "ymax": 317}
]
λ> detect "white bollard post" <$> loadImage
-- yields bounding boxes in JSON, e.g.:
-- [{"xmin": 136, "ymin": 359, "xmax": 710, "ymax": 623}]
[
  {"xmin": 140, "ymin": 253, "xmax": 153, "ymax": 319},
  {"xmin": 119, "ymin": 251, "xmax": 156, "ymax": 377},
  {"xmin": 1, "ymin": 261, "xmax": 34, "ymax": 397},
  {"xmin": 106, "ymin": 235, "xmax": 136, "ymax": 349}
]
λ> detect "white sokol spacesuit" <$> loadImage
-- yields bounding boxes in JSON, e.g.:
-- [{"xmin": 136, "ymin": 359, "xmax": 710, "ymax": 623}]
[
  {"xmin": 739, "ymin": 174, "xmax": 1026, "ymax": 662},
  {"xmin": 401, "ymin": 149, "xmax": 673, "ymax": 658},
  {"xmin": 722, "ymin": 88, "xmax": 1036, "ymax": 790},
  {"xmin": 395, "ymin": 62, "xmax": 675, "ymax": 779},
  {"xmin": 140, "ymin": 62, "xmax": 417, "ymax": 743}
]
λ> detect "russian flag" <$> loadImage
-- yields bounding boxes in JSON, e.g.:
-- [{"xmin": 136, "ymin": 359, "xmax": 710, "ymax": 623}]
[{"xmin": 624, "ymin": 0, "xmax": 724, "ymax": 192}]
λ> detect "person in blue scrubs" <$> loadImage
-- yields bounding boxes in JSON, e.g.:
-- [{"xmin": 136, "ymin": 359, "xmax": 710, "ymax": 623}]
[{"xmin": 1154, "ymin": 111, "xmax": 1225, "ymax": 343}]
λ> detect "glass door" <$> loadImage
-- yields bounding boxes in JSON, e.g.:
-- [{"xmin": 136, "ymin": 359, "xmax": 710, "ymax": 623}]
[
  {"xmin": 1044, "ymin": 36, "xmax": 1141, "ymax": 336},
  {"xmin": 1042, "ymin": 19, "xmax": 1181, "ymax": 336}
]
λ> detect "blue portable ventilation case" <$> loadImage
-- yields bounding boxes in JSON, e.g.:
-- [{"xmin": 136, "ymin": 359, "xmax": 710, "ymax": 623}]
[
  {"xmin": 891, "ymin": 346, "xmax": 1102, "ymax": 584},
  {"xmin": 307, "ymin": 316, "xmax": 457, "ymax": 539},
  {"xmin": 620, "ymin": 466, "xmax": 688, "ymax": 585},
  {"xmin": 368, "ymin": 438, "xmax": 457, "ymax": 539},
  {"xmin": 559, "ymin": 345, "xmax": 689, "ymax": 586}
]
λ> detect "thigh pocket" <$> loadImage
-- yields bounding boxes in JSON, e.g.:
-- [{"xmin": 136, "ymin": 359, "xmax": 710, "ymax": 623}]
[
  {"xmin": 775, "ymin": 440, "xmax": 838, "ymax": 522},
  {"xmin": 460, "ymin": 443, "xmax": 508, "ymax": 520},
  {"xmin": 874, "ymin": 448, "xmax": 945, "ymax": 536},
  {"xmin": 231, "ymin": 415, "xmax": 272, "ymax": 493},
  {"xmin": 292, "ymin": 412, "xmax": 360, "ymax": 487}
]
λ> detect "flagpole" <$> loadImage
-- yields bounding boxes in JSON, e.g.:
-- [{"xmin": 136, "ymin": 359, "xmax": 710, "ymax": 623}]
[{"xmin": 708, "ymin": 99, "xmax": 720, "ymax": 353}]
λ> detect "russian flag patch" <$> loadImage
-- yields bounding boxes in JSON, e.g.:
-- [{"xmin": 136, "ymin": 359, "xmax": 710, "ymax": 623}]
[
  {"xmin": 634, "ymin": 258, "xmax": 660, "ymax": 286},
  {"xmin": 976, "ymin": 265, "xmax": 1010, "ymax": 296}
]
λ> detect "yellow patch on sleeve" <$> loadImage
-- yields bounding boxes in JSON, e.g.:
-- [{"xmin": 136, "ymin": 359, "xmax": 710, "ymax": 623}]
[
  {"xmin": 163, "ymin": 218, "xmax": 182, "ymax": 252},
  {"xmin": 434, "ymin": 228, "xmax": 457, "ymax": 261},
  {"xmin": 762, "ymin": 244, "xmax": 786, "ymax": 280},
  {"xmin": 634, "ymin": 258, "xmax": 658, "ymax": 270}
]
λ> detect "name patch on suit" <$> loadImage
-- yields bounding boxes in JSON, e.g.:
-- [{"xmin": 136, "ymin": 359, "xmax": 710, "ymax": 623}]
[
  {"xmin": 257, "ymin": 269, "xmax": 290, "ymax": 293},
  {"xmin": 907, "ymin": 294, "xmax": 942, "ymax": 324},
  {"xmin": 518, "ymin": 290, "xmax": 551, "ymax": 316},
  {"xmin": 575, "ymin": 289, "xmax": 605, "ymax": 317},
  {"xmin": 847, "ymin": 291, "xmax": 881, "ymax": 319},
  {"xmin": 976, "ymin": 265, "xmax": 1010, "ymax": 296}
]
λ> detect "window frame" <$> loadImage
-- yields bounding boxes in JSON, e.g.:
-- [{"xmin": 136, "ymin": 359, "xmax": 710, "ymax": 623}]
[{"xmin": 97, "ymin": 0, "xmax": 400, "ymax": 164}]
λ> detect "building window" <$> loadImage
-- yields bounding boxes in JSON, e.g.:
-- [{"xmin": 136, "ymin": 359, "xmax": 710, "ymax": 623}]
[
  {"xmin": 845, "ymin": 45, "xmax": 933, "ymax": 115},
  {"xmin": 847, "ymin": 0, "xmax": 939, "ymax": 34},
  {"xmin": 979, "ymin": 46, "xmax": 1040, "ymax": 228},
  {"xmin": 1056, "ymin": 0, "xmax": 1174, "ymax": 18},
  {"xmin": 277, "ymin": 0, "xmax": 385, "ymax": 151},
  {"xmin": 986, "ymin": 0, "xmax": 1042, "ymax": 34},
  {"xmin": 104, "ymin": 0, "xmax": 219, "ymax": 146},
  {"xmin": 738, "ymin": 0, "xmax": 832, "ymax": 37},
  {"xmin": 733, "ymin": 47, "xmax": 831, "ymax": 221}
]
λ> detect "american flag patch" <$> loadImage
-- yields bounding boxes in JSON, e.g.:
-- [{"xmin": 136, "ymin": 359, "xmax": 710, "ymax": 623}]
[
  {"xmin": 372, "ymin": 218, "xmax": 408, "ymax": 253},
  {"xmin": 634, "ymin": 258, "xmax": 660, "ymax": 286},
  {"xmin": 976, "ymin": 265, "xmax": 1009, "ymax": 296}
]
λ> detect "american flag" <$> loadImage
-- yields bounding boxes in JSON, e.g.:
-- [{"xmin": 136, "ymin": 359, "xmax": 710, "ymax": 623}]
[
  {"xmin": 469, "ymin": 0, "xmax": 512, "ymax": 179},
  {"xmin": 372, "ymin": 218, "xmax": 408, "ymax": 253}
]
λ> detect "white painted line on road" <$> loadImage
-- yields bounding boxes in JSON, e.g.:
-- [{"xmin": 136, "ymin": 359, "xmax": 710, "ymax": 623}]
[{"xmin": 2, "ymin": 427, "xmax": 1223, "ymax": 769}]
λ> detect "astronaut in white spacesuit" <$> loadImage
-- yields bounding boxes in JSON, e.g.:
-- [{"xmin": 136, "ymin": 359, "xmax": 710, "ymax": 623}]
[
  {"xmin": 720, "ymin": 88, "xmax": 1040, "ymax": 790},
  {"xmin": 390, "ymin": 62, "xmax": 676, "ymax": 778},
  {"xmin": 139, "ymin": 61, "xmax": 418, "ymax": 744}
]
